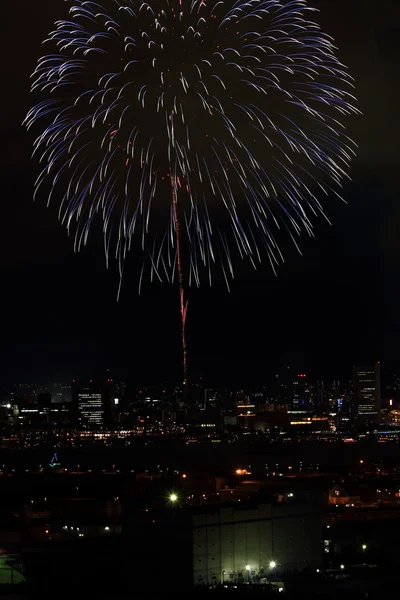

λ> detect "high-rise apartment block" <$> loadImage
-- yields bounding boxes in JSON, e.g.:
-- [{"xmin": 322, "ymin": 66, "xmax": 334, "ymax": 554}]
[
  {"xmin": 72, "ymin": 380, "xmax": 116, "ymax": 429},
  {"xmin": 353, "ymin": 363, "xmax": 381, "ymax": 423}
]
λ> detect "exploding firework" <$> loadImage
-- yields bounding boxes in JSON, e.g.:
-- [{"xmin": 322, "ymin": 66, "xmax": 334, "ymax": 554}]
[{"xmin": 25, "ymin": 0, "xmax": 358, "ymax": 386}]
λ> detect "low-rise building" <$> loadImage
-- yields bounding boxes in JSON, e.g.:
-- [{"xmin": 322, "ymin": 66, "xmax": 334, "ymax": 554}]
[{"xmin": 192, "ymin": 494, "xmax": 322, "ymax": 586}]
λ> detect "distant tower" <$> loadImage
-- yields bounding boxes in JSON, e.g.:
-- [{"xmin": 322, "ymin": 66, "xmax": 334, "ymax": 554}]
[{"xmin": 353, "ymin": 362, "xmax": 381, "ymax": 424}]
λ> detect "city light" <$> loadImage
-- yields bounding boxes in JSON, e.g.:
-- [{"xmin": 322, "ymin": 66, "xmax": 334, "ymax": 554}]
[
  {"xmin": 362, "ymin": 544, "xmax": 367, "ymax": 551},
  {"xmin": 169, "ymin": 493, "xmax": 178, "ymax": 503},
  {"xmin": 269, "ymin": 561, "xmax": 277, "ymax": 569},
  {"xmin": 340, "ymin": 564, "xmax": 345, "ymax": 570}
]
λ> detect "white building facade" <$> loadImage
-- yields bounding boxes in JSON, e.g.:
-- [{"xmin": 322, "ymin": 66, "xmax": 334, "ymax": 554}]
[{"xmin": 193, "ymin": 499, "xmax": 322, "ymax": 586}]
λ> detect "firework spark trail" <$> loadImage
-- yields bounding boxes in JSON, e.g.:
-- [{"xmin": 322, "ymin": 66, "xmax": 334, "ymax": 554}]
[
  {"xmin": 24, "ymin": 0, "xmax": 359, "ymax": 385},
  {"xmin": 171, "ymin": 170, "xmax": 189, "ymax": 390}
]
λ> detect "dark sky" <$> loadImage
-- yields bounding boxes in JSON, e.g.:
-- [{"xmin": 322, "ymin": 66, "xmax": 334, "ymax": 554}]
[{"xmin": 1, "ymin": 0, "xmax": 399, "ymax": 386}]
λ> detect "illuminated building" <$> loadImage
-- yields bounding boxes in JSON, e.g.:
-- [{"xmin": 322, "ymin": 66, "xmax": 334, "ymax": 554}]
[
  {"xmin": 72, "ymin": 380, "xmax": 115, "ymax": 429},
  {"xmin": 124, "ymin": 493, "xmax": 322, "ymax": 592},
  {"xmin": 274, "ymin": 367, "xmax": 292, "ymax": 406},
  {"xmin": 390, "ymin": 410, "xmax": 400, "ymax": 425},
  {"xmin": 221, "ymin": 411, "xmax": 237, "ymax": 428},
  {"xmin": 204, "ymin": 389, "xmax": 217, "ymax": 409},
  {"xmin": 193, "ymin": 494, "xmax": 322, "ymax": 586},
  {"xmin": 353, "ymin": 363, "xmax": 381, "ymax": 424},
  {"xmin": 77, "ymin": 389, "xmax": 103, "ymax": 428},
  {"xmin": 292, "ymin": 374, "xmax": 311, "ymax": 408},
  {"xmin": 37, "ymin": 392, "xmax": 51, "ymax": 424},
  {"xmin": 236, "ymin": 401, "xmax": 256, "ymax": 428},
  {"xmin": 336, "ymin": 413, "xmax": 354, "ymax": 433}
]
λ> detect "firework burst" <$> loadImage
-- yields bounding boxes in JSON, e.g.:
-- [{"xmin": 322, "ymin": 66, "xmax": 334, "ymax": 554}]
[{"xmin": 25, "ymin": 0, "xmax": 359, "ymax": 386}]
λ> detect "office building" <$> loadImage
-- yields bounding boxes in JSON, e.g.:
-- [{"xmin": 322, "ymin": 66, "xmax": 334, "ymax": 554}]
[
  {"xmin": 72, "ymin": 380, "xmax": 115, "ymax": 429},
  {"xmin": 204, "ymin": 389, "xmax": 218, "ymax": 409},
  {"xmin": 292, "ymin": 374, "xmax": 311, "ymax": 408},
  {"xmin": 353, "ymin": 363, "xmax": 381, "ymax": 424},
  {"xmin": 312, "ymin": 381, "xmax": 326, "ymax": 414},
  {"xmin": 37, "ymin": 392, "xmax": 51, "ymax": 424},
  {"xmin": 274, "ymin": 367, "xmax": 292, "ymax": 406}
]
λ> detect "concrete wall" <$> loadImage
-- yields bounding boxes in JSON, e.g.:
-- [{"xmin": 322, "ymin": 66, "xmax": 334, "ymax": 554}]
[{"xmin": 193, "ymin": 500, "xmax": 322, "ymax": 586}]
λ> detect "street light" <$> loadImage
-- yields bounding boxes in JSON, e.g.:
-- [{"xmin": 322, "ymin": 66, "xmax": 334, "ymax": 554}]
[
  {"xmin": 362, "ymin": 544, "xmax": 367, "ymax": 561},
  {"xmin": 169, "ymin": 492, "xmax": 178, "ymax": 503},
  {"xmin": 245, "ymin": 565, "xmax": 251, "ymax": 582},
  {"xmin": 269, "ymin": 561, "xmax": 277, "ymax": 570}
]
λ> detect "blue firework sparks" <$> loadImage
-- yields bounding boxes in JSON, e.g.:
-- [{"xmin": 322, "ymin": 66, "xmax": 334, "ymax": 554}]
[{"xmin": 25, "ymin": 0, "xmax": 359, "ymax": 293}]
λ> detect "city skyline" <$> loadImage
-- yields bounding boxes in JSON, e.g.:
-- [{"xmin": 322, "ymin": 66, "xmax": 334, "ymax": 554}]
[{"xmin": 0, "ymin": 356, "xmax": 396, "ymax": 389}]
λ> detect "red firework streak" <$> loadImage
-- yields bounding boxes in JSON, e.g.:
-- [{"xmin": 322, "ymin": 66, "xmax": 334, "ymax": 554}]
[{"xmin": 170, "ymin": 171, "xmax": 189, "ymax": 392}]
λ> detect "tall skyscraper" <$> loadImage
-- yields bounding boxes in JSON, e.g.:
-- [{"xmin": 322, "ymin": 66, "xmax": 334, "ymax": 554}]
[
  {"xmin": 292, "ymin": 373, "xmax": 310, "ymax": 408},
  {"xmin": 273, "ymin": 367, "xmax": 292, "ymax": 406},
  {"xmin": 204, "ymin": 389, "xmax": 215, "ymax": 408},
  {"xmin": 309, "ymin": 381, "xmax": 326, "ymax": 414},
  {"xmin": 72, "ymin": 380, "xmax": 115, "ymax": 429},
  {"xmin": 353, "ymin": 363, "xmax": 381, "ymax": 424}
]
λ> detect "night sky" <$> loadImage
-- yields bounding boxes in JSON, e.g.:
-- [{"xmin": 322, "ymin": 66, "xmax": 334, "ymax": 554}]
[{"xmin": 1, "ymin": 0, "xmax": 399, "ymax": 386}]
